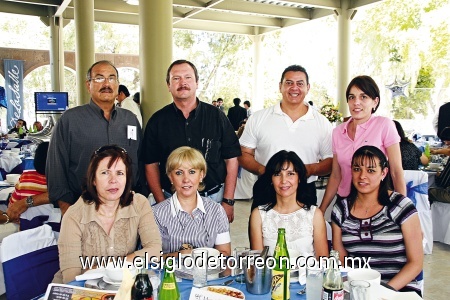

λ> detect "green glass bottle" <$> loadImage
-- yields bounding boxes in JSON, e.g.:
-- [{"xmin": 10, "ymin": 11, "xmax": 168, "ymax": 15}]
[
  {"xmin": 159, "ymin": 260, "xmax": 180, "ymax": 300},
  {"xmin": 271, "ymin": 228, "xmax": 290, "ymax": 300},
  {"xmin": 424, "ymin": 143, "xmax": 431, "ymax": 160}
]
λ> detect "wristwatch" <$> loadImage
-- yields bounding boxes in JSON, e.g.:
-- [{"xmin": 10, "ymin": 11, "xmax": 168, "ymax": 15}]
[
  {"xmin": 26, "ymin": 196, "xmax": 34, "ymax": 208},
  {"xmin": 222, "ymin": 198, "xmax": 235, "ymax": 206}
]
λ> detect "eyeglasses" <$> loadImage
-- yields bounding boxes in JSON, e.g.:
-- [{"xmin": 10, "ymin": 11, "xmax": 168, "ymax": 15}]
[
  {"xmin": 89, "ymin": 76, "xmax": 118, "ymax": 84},
  {"xmin": 94, "ymin": 145, "xmax": 127, "ymax": 156}
]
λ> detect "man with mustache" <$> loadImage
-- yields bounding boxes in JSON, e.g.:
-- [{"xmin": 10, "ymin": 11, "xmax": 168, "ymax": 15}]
[
  {"xmin": 142, "ymin": 59, "xmax": 241, "ymax": 222},
  {"xmin": 46, "ymin": 60, "xmax": 141, "ymax": 215}
]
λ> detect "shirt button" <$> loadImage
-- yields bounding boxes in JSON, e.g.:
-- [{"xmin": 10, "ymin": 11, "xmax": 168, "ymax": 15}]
[
  {"xmin": 188, "ymin": 138, "xmax": 191, "ymax": 142},
  {"xmin": 186, "ymin": 122, "xmax": 189, "ymax": 126}
]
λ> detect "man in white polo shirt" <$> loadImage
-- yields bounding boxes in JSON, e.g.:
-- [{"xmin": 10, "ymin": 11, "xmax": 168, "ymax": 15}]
[{"xmin": 239, "ymin": 65, "xmax": 333, "ymax": 210}]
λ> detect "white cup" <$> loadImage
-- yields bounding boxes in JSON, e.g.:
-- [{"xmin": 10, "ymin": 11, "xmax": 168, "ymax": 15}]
[
  {"xmin": 6, "ymin": 174, "xmax": 20, "ymax": 185},
  {"xmin": 347, "ymin": 269, "xmax": 381, "ymax": 300}
]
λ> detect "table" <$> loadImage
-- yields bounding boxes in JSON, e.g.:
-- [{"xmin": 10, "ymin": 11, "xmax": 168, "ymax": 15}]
[{"xmin": 68, "ymin": 276, "xmax": 307, "ymax": 300}]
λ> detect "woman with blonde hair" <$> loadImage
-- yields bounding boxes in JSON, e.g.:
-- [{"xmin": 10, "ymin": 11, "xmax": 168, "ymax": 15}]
[{"xmin": 153, "ymin": 146, "xmax": 231, "ymax": 257}]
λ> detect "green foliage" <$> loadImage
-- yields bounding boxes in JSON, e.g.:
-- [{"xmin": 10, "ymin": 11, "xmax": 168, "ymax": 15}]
[{"xmin": 173, "ymin": 30, "xmax": 252, "ymax": 106}]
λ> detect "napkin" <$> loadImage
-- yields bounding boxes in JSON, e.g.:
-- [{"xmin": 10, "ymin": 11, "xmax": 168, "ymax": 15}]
[
  {"xmin": 298, "ymin": 267, "xmax": 307, "ymax": 285},
  {"xmin": 75, "ymin": 268, "xmax": 106, "ymax": 281},
  {"xmin": 0, "ymin": 156, "xmax": 22, "ymax": 172}
]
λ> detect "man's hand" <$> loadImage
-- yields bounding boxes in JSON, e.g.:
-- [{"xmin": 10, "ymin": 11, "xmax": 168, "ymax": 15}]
[
  {"xmin": 6, "ymin": 200, "xmax": 28, "ymax": 223},
  {"xmin": 58, "ymin": 200, "xmax": 71, "ymax": 216},
  {"xmin": 221, "ymin": 202, "xmax": 234, "ymax": 223}
]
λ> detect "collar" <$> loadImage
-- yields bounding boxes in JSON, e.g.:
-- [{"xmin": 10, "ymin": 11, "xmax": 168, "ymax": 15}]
[
  {"xmin": 341, "ymin": 114, "xmax": 375, "ymax": 134},
  {"xmin": 79, "ymin": 198, "xmax": 138, "ymax": 225},
  {"xmin": 89, "ymin": 99, "xmax": 117, "ymax": 119},
  {"xmin": 273, "ymin": 101, "xmax": 314, "ymax": 120},
  {"xmin": 172, "ymin": 98, "xmax": 202, "ymax": 119},
  {"xmin": 170, "ymin": 192, "xmax": 206, "ymax": 217}
]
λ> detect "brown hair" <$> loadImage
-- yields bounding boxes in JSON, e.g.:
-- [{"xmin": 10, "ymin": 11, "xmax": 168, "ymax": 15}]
[{"xmin": 82, "ymin": 145, "xmax": 133, "ymax": 209}]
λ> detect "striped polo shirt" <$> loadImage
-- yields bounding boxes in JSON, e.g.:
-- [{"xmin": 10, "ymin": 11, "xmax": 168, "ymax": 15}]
[
  {"xmin": 10, "ymin": 170, "xmax": 47, "ymax": 204},
  {"xmin": 332, "ymin": 192, "xmax": 421, "ymax": 292},
  {"xmin": 152, "ymin": 192, "xmax": 230, "ymax": 254}
]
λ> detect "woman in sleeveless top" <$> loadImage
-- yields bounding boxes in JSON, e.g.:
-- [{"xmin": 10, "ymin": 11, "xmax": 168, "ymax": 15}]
[{"xmin": 249, "ymin": 150, "xmax": 328, "ymax": 260}]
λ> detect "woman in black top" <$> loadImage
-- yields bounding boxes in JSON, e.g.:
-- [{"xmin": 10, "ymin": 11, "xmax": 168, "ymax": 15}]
[{"xmin": 394, "ymin": 120, "xmax": 428, "ymax": 170}]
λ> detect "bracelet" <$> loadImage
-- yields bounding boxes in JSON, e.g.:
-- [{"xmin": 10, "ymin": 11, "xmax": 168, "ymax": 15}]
[{"xmin": 2, "ymin": 213, "xmax": 10, "ymax": 224}]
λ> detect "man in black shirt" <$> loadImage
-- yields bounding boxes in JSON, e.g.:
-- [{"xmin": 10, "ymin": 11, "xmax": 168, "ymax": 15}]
[
  {"xmin": 227, "ymin": 98, "xmax": 248, "ymax": 131},
  {"xmin": 142, "ymin": 60, "xmax": 241, "ymax": 222}
]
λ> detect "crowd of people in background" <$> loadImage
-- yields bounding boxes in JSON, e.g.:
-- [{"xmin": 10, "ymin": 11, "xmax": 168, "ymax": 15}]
[{"xmin": 3, "ymin": 58, "xmax": 450, "ymax": 297}]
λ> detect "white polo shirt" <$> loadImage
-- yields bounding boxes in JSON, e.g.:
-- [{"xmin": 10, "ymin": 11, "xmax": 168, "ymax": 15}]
[{"xmin": 239, "ymin": 102, "xmax": 333, "ymax": 183}]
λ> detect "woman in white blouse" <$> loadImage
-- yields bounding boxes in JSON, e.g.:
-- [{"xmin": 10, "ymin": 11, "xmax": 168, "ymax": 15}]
[{"xmin": 249, "ymin": 150, "xmax": 328, "ymax": 259}]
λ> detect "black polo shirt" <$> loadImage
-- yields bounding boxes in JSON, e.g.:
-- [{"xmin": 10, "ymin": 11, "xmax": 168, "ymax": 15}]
[{"xmin": 143, "ymin": 99, "xmax": 241, "ymax": 193}]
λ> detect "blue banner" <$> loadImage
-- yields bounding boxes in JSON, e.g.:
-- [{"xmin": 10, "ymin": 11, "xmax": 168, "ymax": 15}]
[{"xmin": 4, "ymin": 59, "xmax": 24, "ymax": 129}]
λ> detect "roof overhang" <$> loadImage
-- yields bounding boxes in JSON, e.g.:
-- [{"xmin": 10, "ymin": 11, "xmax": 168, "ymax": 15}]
[{"xmin": 0, "ymin": 0, "xmax": 383, "ymax": 35}]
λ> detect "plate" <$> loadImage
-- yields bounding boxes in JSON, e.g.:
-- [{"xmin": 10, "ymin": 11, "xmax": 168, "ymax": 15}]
[
  {"xmin": 102, "ymin": 275, "xmax": 122, "ymax": 285},
  {"xmin": 202, "ymin": 285, "xmax": 245, "ymax": 299}
]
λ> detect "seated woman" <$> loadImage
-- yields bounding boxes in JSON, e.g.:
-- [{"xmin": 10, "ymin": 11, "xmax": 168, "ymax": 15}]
[
  {"xmin": 0, "ymin": 142, "xmax": 50, "ymax": 240},
  {"xmin": 394, "ymin": 120, "xmax": 429, "ymax": 169},
  {"xmin": 332, "ymin": 145, "xmax": 423, "ymax": 295},
  {"xmin": 7, "ymin": 118, "xmax": 28, "ymax": 134},
  {"xmin": 152, "ymin": 146, "xmax": 231, "ymax": 257},
  {"xmin": 54, "ymin": 145, "xmax": 162, "ymax": 283},
  {"xmin": 249, "ymin": 150, "xmax": 328, "ymax": 259}
]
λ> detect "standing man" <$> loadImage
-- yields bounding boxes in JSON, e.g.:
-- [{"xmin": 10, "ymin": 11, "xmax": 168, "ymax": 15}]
[
  {"xmin": 212, "ymin": 100, "xmax": 218, "ymax": 107},
  {"xmin": 142, "ymin": 60, "xmax": 241, "ymax": 222},
  {"xmin": 46, "ymin": 60, "xmax": 141, "ymax": 215},
  {"xmin": 243, "ymin": 100, "xmax": 252, "ymax": 117},
  {"xmin": 117, "ymin": 84, "xmax": 143, "ymax": 128},
  {"xmin": 239, "ymin": 65, "xmax": 333, "ymax": 209},
  {"xmin": 227, "ymin": 98, "xmax": 248, "ymax": 131},
  {"xmin": 433, "ymin": 102, "xmax": 450, "ymax": 140},
  {"xmin": 217, "ymin": 98, "xmax": 225, "ymax": 112}
]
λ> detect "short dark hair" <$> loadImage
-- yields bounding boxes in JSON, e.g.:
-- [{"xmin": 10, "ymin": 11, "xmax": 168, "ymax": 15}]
[
  {"xmin": 256, "ymin": 150, "xmax": 315, "ymax": 212},
  {"xmin": 243, "ymin": 100, "xmax": 251, "ymax": 107},
  {"xmin": 217, "ymin": 98, "xmax": 223, "ymax": 102},
  {"xmin": 347, "ymin": 146, "xmax": 392, "ymax": 209},
  {"xmin": 86, "ymin": 60, "xmax": 119, "ymax": 81},
  {"xmin": 82, "ymin": 145, "xmax": 133, "ymax": 209},
  {"xmin": 280, "ymin": 65, "xmax": 309, "ymax": 85},
  {"xmin": 17, "ymin": 118, "xmax": 27, "ymax": 130},
  {"xmin": 166, "ymin": 59, "xmax": 199, "ymax": 84},
  {"xmin": 34, "ymin": 142, "xmax": 49, "ymax": 175},
  {"xmin": 233, "ymin": 98, "xmax": 241, "ymax": 105},
  {"xmin": 133, "ymin": 92, "xmax": 140, "ymax": 105},
  {"xmin": 346, "ymin": 75, "xmax": 380, "ymax": 113},
  {"xmin": 119, "ymin": 85, "xmax": 130, "ymax": 97}
]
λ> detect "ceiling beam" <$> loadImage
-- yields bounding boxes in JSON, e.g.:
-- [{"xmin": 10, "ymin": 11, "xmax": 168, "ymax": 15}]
[{"xmin": 0, "ymin": 0, "xmax": 49, "ymax": 16}]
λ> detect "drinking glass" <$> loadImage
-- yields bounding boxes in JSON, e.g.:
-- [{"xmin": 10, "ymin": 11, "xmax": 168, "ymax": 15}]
[
  {"xmin": 192, "ymin": 249, "xmax": 208, "ymax": 287},
  {"xmin": 305, "ymin": 263, "xmax": 324, "ymax": 300},
  {"xmin": 233, "ymin": 247, "xmax": 249, "ymax": 283},
  {"xmin": 350, "ymin": 280, "xmax": 371, "ymax": 300}
]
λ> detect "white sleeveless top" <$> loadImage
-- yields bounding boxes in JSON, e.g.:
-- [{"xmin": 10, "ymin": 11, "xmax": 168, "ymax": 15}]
[{"xmin": 259, "ymin": 205, "xmax": 316, "ymax": 259}]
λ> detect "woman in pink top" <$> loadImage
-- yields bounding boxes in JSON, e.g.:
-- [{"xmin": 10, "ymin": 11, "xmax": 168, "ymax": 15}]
[{"xmin": 319, "ymin": 76, "xmax": 406, "ymax": 213}]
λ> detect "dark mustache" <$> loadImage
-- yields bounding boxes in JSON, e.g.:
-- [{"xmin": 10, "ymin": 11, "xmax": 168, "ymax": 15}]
[
  {"xmin": 100, "ymin": 87, "xmax": 113, "ymax": 92},
  {"xmin": 177, "ymin": 86, "xmax": 190, "ymax": 91}
]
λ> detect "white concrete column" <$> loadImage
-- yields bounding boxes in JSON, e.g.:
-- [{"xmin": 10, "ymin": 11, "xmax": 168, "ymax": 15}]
[
  {"xmin": 250, "ymin": 29, "xmax": 264, "ymax": 112},
  {"xmin": 74, "ymin": 0, "xmax": 94, "ymax": 105},
  {"xmin": 139, "ymin": 0, "xmax": 173, "ymax": 128},
  {"xmin": 336, "ymin": 0, "xmax": 353, "ymax": 117},
  {"xmin": 49, "ymin": 10, "xmax": 64, "ymax": 92}
]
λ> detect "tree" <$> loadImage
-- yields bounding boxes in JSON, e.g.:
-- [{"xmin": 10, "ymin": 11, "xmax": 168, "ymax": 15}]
[{"xmin": 173, "ymin": 30, "xmax": 252, "ymax": 110}]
